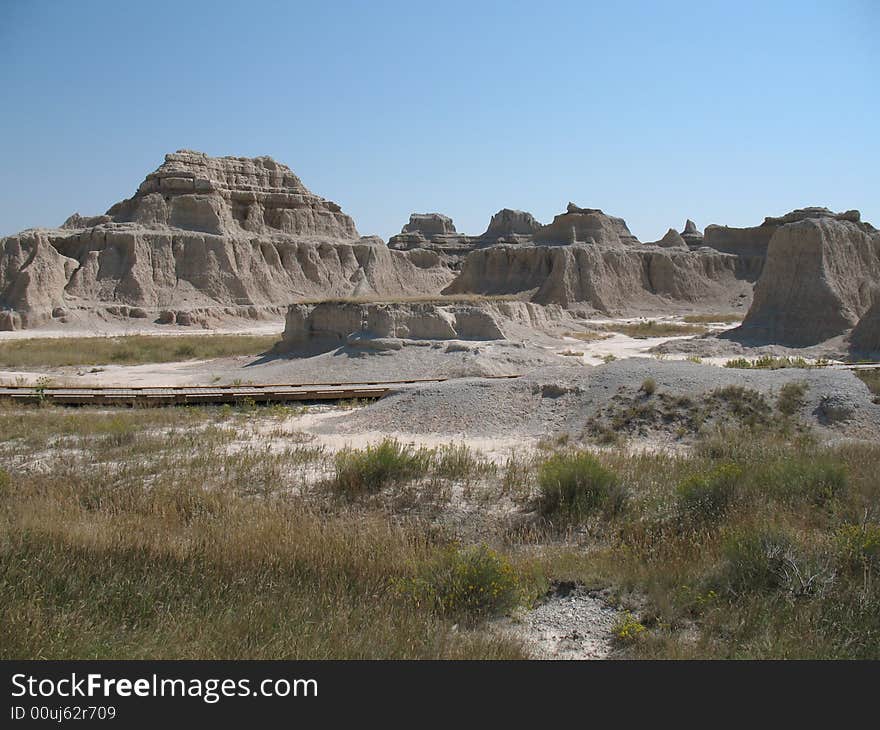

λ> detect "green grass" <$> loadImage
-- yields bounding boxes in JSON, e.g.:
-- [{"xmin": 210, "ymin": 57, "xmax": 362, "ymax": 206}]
[
  {"xmin": 0, "ymin": 334, "xmax": 278, "ymax": 368},
  {"xmin": 537, "ymin": 452, "xmax": 627, "ymax": 523},
  {"xmin": 724, "ymin": 355, "xmax": 827, "ymax": 370},
  {"xmin": 2, "ymin": 400, "xmax": 879, "ymax": 660},
  {"xmin": 856, "ymin": 370, "xmax": 880, "ymax": 402},
  {"xmin": 332, "ymin": 439, "xmax": 434, "ymax": 498},
  {"xmin": 601, "ymin": 320, "xmax": 708, "ymax": 339},
  {"xmin": 682, "ymin": 313, "xmax": 744, "ymax": 324}
]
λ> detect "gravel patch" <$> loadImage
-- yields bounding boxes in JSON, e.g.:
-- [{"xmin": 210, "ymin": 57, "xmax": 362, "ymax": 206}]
[
  {"xmin": 495, "ymin": 583, "xmax": 620, "ymax": 660},
  {"xmin": 318, "ymin": 358, "xmax": 880, "ymax": 441}
]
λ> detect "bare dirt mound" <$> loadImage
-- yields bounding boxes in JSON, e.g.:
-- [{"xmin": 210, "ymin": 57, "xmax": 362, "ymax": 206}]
[{"xmin": 318, "ymin": 359, "xmax": 880, "ymax": 441}]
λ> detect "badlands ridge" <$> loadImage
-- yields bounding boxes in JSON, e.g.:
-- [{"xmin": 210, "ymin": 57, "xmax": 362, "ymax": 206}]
[{"xmin": 1, "ymin": 150, "xmax": 879, "ymax": 356}]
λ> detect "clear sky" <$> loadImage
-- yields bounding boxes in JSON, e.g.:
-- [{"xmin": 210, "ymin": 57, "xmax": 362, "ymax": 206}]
[{"xmin": 1, "ymin": 0, "xmax": 877, "ymax": 241}]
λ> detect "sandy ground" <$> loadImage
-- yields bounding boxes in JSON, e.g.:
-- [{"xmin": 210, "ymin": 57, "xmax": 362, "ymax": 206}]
[{"xmin": 0, "ymin": 315, "xmax": 758, "ymax": 386}]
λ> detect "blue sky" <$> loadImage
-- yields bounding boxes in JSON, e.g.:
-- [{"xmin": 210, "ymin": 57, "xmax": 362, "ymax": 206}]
[{"xmin": 1, "ymin": 0, "xmax": 877, "ymax": 241}]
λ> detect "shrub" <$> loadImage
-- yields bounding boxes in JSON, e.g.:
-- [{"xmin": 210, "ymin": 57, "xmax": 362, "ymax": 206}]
[
  {"xmin": 537, "ymin": 452, "xmax": 626, "ymax": 522},
  {"xmin": 835, "ymin": 524, "xmax": 880, "ymax": 576},
  {"xmin": 433, "ymin": 443, "xmax": 495, "ymax": 481},
  {"xmin": 757, "ymin": 458, "xmax": 847, "ymax": 507},
  {"xmin": 398, "ymin": 544, "xmax": 523, "ymax": 622},
  {"xmin": 714, "ymin": 528, "xmax": 796, "ymax": 596},
  {"xmin": 640, "ymin": 378, "xmax": 657, "ymax": 396},
  {"xmin": 675, "ymin": 463, "xmax": 742, "ymax": 524},
  {"xmin": 612, "ymin": 612, "xmax": 647, "ymax": 643},
  {"xmin": 332, "ymin": 439, "xmax": 432, "ymax": 497},
  {"xmin": 777, "ymin": 381, "xmax": 808, "ymax": 416}
]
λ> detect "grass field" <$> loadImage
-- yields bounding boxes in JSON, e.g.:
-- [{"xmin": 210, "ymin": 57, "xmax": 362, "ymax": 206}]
[
  {"xmin": 1, "ymin": 401, "xmax": 878, "ymax": 659},
  {"xmin": 0, "ymin": 334, "xmax": 278, "ymax": 368},
  {"xmin": 682, "ymin": 313, "xmax": 744, "ymax": 324},
  {"xmin": 601, "ymin": 320, "xmax": 709, "ymax": 338}
]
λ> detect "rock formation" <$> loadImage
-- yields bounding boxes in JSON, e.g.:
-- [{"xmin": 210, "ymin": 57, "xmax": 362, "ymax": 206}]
[
  {"xmin": 534, "ymin": 203, "xmax": 640, "ymax": 247},
  {"xmin": 652, "ymin": 228, "xmax": 688, "ymax": 249},
  {"xmin": 387, "ymin": 212, "xmax": 474, "ymax": 264},
  {"xmin": 0, "ymin": 151, "xmax": 453, "ymax": 329},
  {"xmin": 681, "ymin": 219, "xmax": 703, "ymax": 247},
  {"xmin": 278, "ymin": 300, "xmax": 575, "ymax": 354},
  {"xmin": 444, "ymin": 241, "xmax": 752, "ymax": 311},
  {"xmin": 731, "ymin": 212, "xmax": 880, "ymax": 346},
  {"xmin": 401, "ymin": 213, "xmax": 457, "ymax": 237},
  {"xmin": 482, "ymin": 209, "xmax": 541, "ymax": 238},
  {"xmin": 850, "ymin": 287, "xmax": 880, "ymax": 357}
]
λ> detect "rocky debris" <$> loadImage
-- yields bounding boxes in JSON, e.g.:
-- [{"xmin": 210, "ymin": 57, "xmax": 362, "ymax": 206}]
[
  {"xmin": 0, "ymin": 152, "xmax": 453, "ymax": 328},
  {"xmin": 494, "ymin": 583, "xmax": 619, "ymax": 660},
  {"xmin": 534, "ymin": 203, "xmax": 640, "ymax": 246},
  {"xmin": 277, "ymin": 300, "xmax": 573, "ymax": 355},
  {"xmin": 850, "ymin": 287, "xmax": 880, "ymax": 357},
  {"xmin": 444, "ymin": 242, "xmax": 753, "ymax": 310},
  {"xmin": 652, "ymin": 228, "xmax": 688, "ymax": 249},
  {"xmin": 681, "ymin": 219, "xmax": 703, "ymax": 247},
  {"xmin": 322, "ymin": 359, "xmax": 880, "ymax": 441},
  {"xmin": 731, "ymin": 214, "xmax": 880, "ymax": 346}
]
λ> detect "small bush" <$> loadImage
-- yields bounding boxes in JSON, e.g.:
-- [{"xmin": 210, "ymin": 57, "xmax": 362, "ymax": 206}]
[
  {"xmin": 676, "ymin": 463, "xmax": 742, "ymax": 524},
  {"xmin": 777, "ymin": 381, "xmax": 808, "ymax": 416},
  {"xmin": 612, "ymin": 612, "xmax": 647, "ymax": 643},
  {"xmin": 835, "ymin": 524, "xmax": 880, "ymax": 576},
  {"xmin": 757, "ymin": 458, "xmax": 847, "ymax": 507},
  {"xmin": 714, "ymin": 528, "xmax": 797, "ymax": 596},
  {"xmin": 434, "ymin": 444, "xmax": 495, "ymax": 481},
  {"xmin": 398, "ymin": 544, "xmax": 523, "ymax": 622},
  {"xmin": 537, "ymin": 452, "xmax": 626, "ymax": 522},
  {"xmin": 332, "ymin": 439, "xmax": 432, "ymax": 497},
  {"xmin": 640, "ymin": 378, "xmax": 657, "ymax": 396}
]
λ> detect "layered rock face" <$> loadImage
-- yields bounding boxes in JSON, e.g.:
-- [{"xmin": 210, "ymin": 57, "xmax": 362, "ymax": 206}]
[
  {"xmin": 733, "ymin": 214, "xmax": 880, "ymax": 345},
  {"xmin": 0, "ymin": 152, "xmax": 453, "ymax": 329},
  {"xmin": 107, "ymin": 150, "xmax": 359, "ymax": 238},
  {"xmin": 444, "ymin": 243, "xmax": 752, "ymax": 311},
  {"xmin": 850, "ymin": 287, "xmax": 880, "ymax": 357},
  {"xmin": 681, "ymin": 219, "xmax": 703, "ymax": 247},
  {"xmin": 534, "ymin": 203, "xmax": 640, "ymax": 246},
  {"xmin": 651, "ymin": 228, "xmax": 688, "ymax": 249},
  {"xmin": 279, "ymin": 299, "xmax": 574, "ymax": 354},
  {"xmin": 483, "ymin": 209, "xmax": 541, "ymax": 238}
]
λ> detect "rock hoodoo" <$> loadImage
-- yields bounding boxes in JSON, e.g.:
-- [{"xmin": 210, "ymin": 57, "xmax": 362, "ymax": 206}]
[{"xmin": 681, "ymin": 219, "xmax": 703, "ymax": 247}]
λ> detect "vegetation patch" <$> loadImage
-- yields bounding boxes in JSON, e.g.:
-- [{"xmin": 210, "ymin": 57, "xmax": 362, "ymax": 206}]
[
  {"xmin": 537, "ymin": 452, "xmax": 627, "ymax": 523},
  {"xmin": 682, "ymin": 313, "xmax": 744, "ymax": 324},
  {"xmin": 601, "ymin": 320, "xmax": 708, "ymax": 339},
  {"xmin": 0, "ymin": 334, "xmax": 278, "ymax": 368},
  {"xmin": 332, "ymin": 439, "xmax": 433, "ymax": 497},
  {"xmin": 724, "ymin": 356, "xmax": 827, "ymax": 370}
]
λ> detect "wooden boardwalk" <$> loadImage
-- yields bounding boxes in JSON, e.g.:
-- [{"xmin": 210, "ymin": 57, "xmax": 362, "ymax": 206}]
[{"xmin": 0, "ymin": 375, "xmax": 521, "ymax": 407}]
